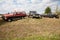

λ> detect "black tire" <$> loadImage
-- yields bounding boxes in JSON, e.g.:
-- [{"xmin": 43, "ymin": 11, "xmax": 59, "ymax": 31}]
[
  {"xmin": 54, "ymin": 15, "xmax": 59, "ymax": 19},
  {"xmin": 55, "ymin": 16, "xmax": 59, "ymax": 19},
  {"xmin": 7, "ymin": 18, "xmax": 12, "ymax": 22},
  {"xmin": 22, "ymin": 17, "xmax": 25, "ymax": 19},
  {"xmin": 19, "ymin": 17, "xmax": 22, "ymax": 19}
]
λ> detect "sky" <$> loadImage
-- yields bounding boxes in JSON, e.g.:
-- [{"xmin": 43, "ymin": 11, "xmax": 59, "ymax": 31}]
[{"xmin": 0, "ymin": 0, "xmax": 60, "ymax": 14}]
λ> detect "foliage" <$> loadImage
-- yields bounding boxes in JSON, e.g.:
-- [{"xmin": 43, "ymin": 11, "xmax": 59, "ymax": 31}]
[{"xmin": 45, "ymin": 7, "xmax": 51, "ymax": 14}]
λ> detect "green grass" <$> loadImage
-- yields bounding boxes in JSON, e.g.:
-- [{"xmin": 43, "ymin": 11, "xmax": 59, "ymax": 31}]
[
  {"xmin": 3, "ymin": 34, "xmax": 60, "ymax": 40},
  {"xmin": 24, "ymin": 36, "xmax": 60, "ymax": 40}
]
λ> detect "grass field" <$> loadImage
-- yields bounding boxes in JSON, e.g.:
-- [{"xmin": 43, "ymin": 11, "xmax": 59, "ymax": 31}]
[{"xmin": 0, "ymin": 17, "xmax": 60, "ymax": 40}]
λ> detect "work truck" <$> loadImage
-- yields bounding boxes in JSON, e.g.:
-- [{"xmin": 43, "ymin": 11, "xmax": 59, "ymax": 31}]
[
  {"xmin": 41, "ymin": 13, "xmax": 59, "ymax": 18},
  {"xmin": 2, "ymin": 12, "xmax": 27, "ymax": 22},
  {"xmin": 28, "ymin": 11, "xmax": 42, "ymax": 19}
]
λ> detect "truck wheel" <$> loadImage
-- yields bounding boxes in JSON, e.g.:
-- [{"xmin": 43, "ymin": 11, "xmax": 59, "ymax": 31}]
[
  {"xmin": 2, "ymin": 16, "xmax": 6, "ymax": 21},
  {"xmin": 55, "ymin": 17, "xmax": 59, "ymax": 19},
  {"xmin": 7, "ymin": 19, "xmax": 12, "ymax": 22},
  {"xmin": 53, "ymin": 15, "xmax": 59, "ymax": 19}
]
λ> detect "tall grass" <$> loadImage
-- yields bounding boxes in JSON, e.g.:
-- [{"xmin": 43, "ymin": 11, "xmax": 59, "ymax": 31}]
[{"xmin": 0, "ymin": 18, "xmax": 60, "ymax": 40}]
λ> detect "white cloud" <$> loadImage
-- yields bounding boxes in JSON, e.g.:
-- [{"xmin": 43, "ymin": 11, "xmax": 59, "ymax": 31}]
[
  {"xmin": 0, "ymin": 0, "xmax": 4, "ymax": 2},
  {"xmin": 42, "ymin": 0, "xmax": 51, "ymax": 3},
  {"xmin": 31, "ymin": 0, "xmax": 42, "ymax": 3},
  {"xmin": 0, "ymin": 0, "xmax": 60, "ymax": 14}
]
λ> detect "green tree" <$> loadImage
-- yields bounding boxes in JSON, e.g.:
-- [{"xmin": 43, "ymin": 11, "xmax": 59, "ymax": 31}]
[{"xmin": 45, "ymin": 7, "xmax": 51, "ymax": 14}]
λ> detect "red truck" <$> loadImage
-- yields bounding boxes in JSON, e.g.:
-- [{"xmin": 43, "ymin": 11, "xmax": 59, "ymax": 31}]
[{"xmin": 2, "ymin": 12, "xmax": 27, "ymax": 22}]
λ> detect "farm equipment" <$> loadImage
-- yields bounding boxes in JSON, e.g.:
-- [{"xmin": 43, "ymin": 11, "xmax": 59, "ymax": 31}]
[
  {"xmin": 2, "ymin": 11, "xmax": 27, "ymax": 22},
  {"xmin": 28, "ymin": 11, "xmax": 42, "ymax": 19}
]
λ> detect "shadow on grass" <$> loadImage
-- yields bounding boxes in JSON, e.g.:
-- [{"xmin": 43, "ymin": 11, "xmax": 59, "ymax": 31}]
[
  {"xmin": 0, "ymin": 18, "xmax": 7, "ymax": 26},
  {"xmin": 0, "ymin": 18, "xmax": 26, "ymax": 26}
]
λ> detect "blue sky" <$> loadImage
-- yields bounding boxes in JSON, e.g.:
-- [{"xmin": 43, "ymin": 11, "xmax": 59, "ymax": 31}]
[{"xmin": 0, "ymin": 0, "xmax": 60, "ymax": 14}]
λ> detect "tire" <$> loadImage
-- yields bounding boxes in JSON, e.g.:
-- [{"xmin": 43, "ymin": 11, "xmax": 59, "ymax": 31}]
[
  {"xmin": 2, "ymin": 16, "xmax": 6, "ymax": 21},
  {"xmin": 55, "ymin": 17, "xmax": 59, "ymax": 19},
  {"xmin": 54, "ymin": 15, "xmax": 59, "ymax": 19},
  {"xmin": 7, "ymin": 18, "xmax": 12, "ymax": 22}
]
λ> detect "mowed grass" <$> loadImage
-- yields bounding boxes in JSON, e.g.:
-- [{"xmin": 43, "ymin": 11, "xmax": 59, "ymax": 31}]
[{"xmin": 0, "ymin": 18, "xmax": 60, "ymax": 40}]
